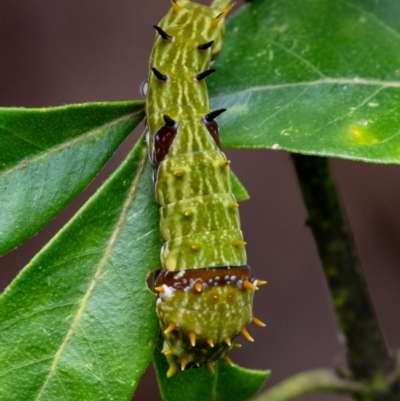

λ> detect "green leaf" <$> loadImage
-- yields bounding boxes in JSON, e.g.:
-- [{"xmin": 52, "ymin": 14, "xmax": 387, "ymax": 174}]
[
  {"xmin": 210, "ymin": 0, "xmax": 400, "ymax": 164},
  {"xmin": 231, "ymin": 171, "xmax": 250, "ymax": 202},
  {"xmin": 0, "ymin": 136, "xmax": 160, "ymax": 401},
  {"xmin": 0, "ymin": 101, "xmax": 145, "ymax": 256},
  {"xmin": 154, "ymin": 334, "xmax": 270, "ymax": 401}
]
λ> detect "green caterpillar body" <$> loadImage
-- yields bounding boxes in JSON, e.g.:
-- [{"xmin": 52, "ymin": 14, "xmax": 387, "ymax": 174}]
[{"xmin": 145, "ymin": 0, "xmax": 265, "ymax": 376}]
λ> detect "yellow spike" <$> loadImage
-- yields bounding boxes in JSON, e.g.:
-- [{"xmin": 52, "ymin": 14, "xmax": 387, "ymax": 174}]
[
  {"xmin": 228, "ymin": 202, "xmax": 239, "ymax": 209},
  {"xmin": 184, "ymin": 210, "xmax": 192, "ymax": 217},
  {"xmin": 252, "ymin": 316, "xmax": 267, "ymax": 327},
  {"xmin": 189, "ymin": 332, "xmax": 196, "ymax": 347},
  {"xmin": 191, "ymin": 244, "xmax": 201, "ymax": 251},
  {"xmin": 233, "ymin": 240, "xmax": 247, "ymax": 247},
  {"xmin": 206, "ymin": 363, "xmax": 215, "ymax": 373},
  {"xmin": 164, "ymin": 323, "xmax": 176, "ymax": 334},
  {"xmin": 155, "ymin": 285, "xmax": 164, "ymax": 293},
  {"xmin": 213, "ymin": 3, "xmax": 235, "ymax": 24},
  {"xmin": 181, "ymin": 358, "xmax": 189, "ymax": 371},
  {"xmin": 232, "ymin": 343, "xmax": 242, "ymax": 348},
  {"xmin": 243, "ymin": 279, "xmax": 258, "ymax": 291},
  {"xmin": 224, "ymin": 337, "xmax": 231, "ymax": 346},
  {"xmin": 257, "ymin": 279, "xmax": 268, "ymax": 286},
  {"xmin": 166, "ymin": 364, "xmax": 178, "ymax": 377},
  {"xmin": 173, "ymin": 169, "xmax": 185, "ymax": 177},
  {"xmin": 219, "ymin": 160, "xmax": 231, "ymax": 168},
  {"xmin": 194, "ymin": 282, "xmax": 203, "ymax": 293},
  {"xmin": 224, "ymin": 355, "xmax": 234, "ymax": 367},
  {"xmin": 219, "ymin": 2, "xmax": 236, "ymax": 16},
  {"xmin": 170, "ymin": 0, "xmax": 181, "ymax": 12},
  {"xmin": 163, "ymin": 349, "xmax": 174, "ymax": 356},
  {"xmin": 207, "ymin": 338, "xmax": 214, "ymax": 348},
  {"xmin": 241, "ymin": 327, "xmax": 254, "ymax": 342}
]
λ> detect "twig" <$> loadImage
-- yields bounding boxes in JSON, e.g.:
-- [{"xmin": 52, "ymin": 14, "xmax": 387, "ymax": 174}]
[{"xmin": 252, "ymin": 369, "xmax": 370, "ymax": 401}]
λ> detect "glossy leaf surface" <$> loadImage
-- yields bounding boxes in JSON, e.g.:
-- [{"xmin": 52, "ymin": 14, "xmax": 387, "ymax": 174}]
[
  {"xmin": 210, "ymin": 0, "xmax": 400, "ymax": 164},
  {"xmin": 154, "ymin": 335, "xmax": 270, "ymax": 401},
  {"xmin": 0, "ymin": 137, "xmax": 160, "ymax": 400},
  {"xmin": 0, "ymin": 102, "xmax": 145, "ymax": 256}
]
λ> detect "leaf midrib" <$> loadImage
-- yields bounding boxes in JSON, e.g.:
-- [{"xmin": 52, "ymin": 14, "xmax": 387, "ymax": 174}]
[
  {"xmin": 33, "ymin": 147, "xmax": 148, "ymax": 401},
  {"xmin": 211, "ymin": 77, "xmax": 400, "ymax": 101}
]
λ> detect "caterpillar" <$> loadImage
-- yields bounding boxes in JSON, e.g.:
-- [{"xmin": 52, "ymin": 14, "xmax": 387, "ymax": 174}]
[{"xmin": 145, "ymin": 0, "xmax": 266, "ymax": 377}]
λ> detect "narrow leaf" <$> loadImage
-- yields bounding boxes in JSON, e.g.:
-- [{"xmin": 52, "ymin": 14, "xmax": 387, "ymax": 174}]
[
  {"xmin": 0, "ymin": 101, "xmax": 145, "ymax": 256},
  {"xmin": 210, "ymin": 0, "xmax": 400, "ymax": 164},
  {"xmin": 0, "ymin": 136, "xmax": 160, "ymax": 400},
  {"xmin": 231, "ymin": 171, "xmax": 249, "ymax": 202}
]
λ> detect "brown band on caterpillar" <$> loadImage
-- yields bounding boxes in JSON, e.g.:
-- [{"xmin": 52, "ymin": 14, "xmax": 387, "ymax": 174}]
[{"xmin": 155, "ymin": 265, "xmax": 255, "ymax": 292}]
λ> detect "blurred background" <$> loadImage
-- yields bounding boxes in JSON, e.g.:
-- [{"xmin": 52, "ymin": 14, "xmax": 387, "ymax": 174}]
[{"xmin": 1, "ymin": 1, "xmax": 399, "ymax": 400}]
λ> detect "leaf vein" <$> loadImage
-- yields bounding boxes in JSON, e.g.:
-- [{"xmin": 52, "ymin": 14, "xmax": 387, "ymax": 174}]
[
  {"xmin": 0, "ymin": 110, "xmax": 143, "ymax": 180},
  {"xmin": 258, "ymin": 86, "xmax": 311, "ymax": 128},
  {"xmin": 340, "ymin": 0, "xmax": 400, "ymax": 40},
  {"xmin": 306, "ymin": 86, "xmax": 384, "ymax": 137},
  {"xmin": 267, "ymin": 39, "xmax": 327, "ymax": 78}
]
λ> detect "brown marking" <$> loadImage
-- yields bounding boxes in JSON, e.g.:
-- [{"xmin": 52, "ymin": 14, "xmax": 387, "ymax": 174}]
[
  {"xmin": 204, "ymin": 119, "xmax": 221, "ymax": 149},
  {"xmin": 153, "ymin": 124, "xmax": 178, "ymax": 165},
  {"xmin": 155, "ymin": 265, "xmax": 256, "ymax": 292}
]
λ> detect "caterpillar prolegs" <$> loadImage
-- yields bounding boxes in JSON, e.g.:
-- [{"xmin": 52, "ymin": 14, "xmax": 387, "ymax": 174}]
[{"xmin": 145, "ymin": 0, "xmax": 266, "ymax": 377}]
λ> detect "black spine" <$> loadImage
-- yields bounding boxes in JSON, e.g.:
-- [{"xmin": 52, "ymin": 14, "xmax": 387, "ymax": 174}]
[
  {"xmin": 153, "ymin": 25, "xmax": 173, "ymax": 41},
  {"xmin": 197, "ymin": 41, "xmax": 214, "ymax": 51},
  {"xmin": 152, "ymin": 67, "xmax": 169, "ymax": 82},
  {"xmin": 204, "ymin": 109, "xmax": 226, "ymax": 122},
  {"xmin": 163, "ymin": 115, "xmax": 177, "ymax": 127},
  {"xmin": 195, "ymin": 69, "xmax": 216, "ymax": 81}
]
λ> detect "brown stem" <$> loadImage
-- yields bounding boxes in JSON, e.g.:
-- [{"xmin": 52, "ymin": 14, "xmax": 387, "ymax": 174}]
[{"xmin": 290, "ymin": 154, "xmax": 393, "ymax": 385}]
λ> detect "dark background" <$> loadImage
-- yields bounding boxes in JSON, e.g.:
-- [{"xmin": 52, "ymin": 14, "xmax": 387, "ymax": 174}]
[{"xmin": 1, "ymin": 1, "xmax": 399, "ymax": 400}]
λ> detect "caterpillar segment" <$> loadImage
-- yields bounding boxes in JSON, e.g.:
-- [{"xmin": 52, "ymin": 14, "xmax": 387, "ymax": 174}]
[{"xmin": 145, "ymin": 0, "xmax": 266, "ymax": 376}]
